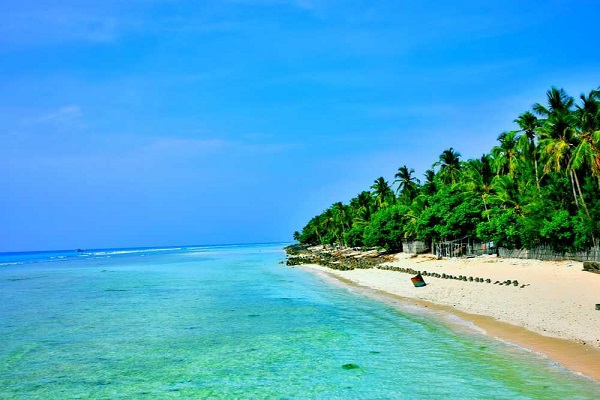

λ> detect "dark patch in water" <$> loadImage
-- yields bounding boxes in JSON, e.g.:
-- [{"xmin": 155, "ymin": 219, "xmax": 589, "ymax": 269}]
[
  {"xmin": 369, "ymin": 351, "xmax": 381, "ymax": 354},
  {"xmin": 104, "ymin": 289, "xmax": 128, "ymax": 292},
  {"xmin": 248, "ymin": 314, "xmax": 260, "ymax": 317},
  {"xmin": 342, "ymin": 363, "xmax": 360, "ymax": 370}
]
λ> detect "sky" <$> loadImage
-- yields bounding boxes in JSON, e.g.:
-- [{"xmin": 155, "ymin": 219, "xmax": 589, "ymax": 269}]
[{"xmin": 2, "ymin": 0, "xmax": 600, "ymax": 252}]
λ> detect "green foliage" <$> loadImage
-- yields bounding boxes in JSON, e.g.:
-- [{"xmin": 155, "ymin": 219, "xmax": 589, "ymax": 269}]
[
  {"xmin": 294, "ymin": 86, "xmax": 600, "ymax": 255},
  {"xmin": 573, "ymin": 211, "xmax": 595, "ymax": 250},
  {"xmin": 540, "ymin": 210, "xmax": 574, "ymax": 252},
  {"xmin": 344, "ymin": 225, "xmax": 366, "ymax": 247},
  {"xmin": 363, "ymin": 205, "xmax": 407, "ymax": 251},
  {"xmin": 476, "ymin": 208, "xmax": 521, "ymax": 249},
  {"xmin": 415, "ymin": 187, "xmax": 483, "ymax": 242}
]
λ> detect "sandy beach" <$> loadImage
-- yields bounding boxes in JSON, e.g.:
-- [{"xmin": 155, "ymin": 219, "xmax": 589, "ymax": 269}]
[{"xmin": 299, "ymin": 254, "xmax": 600, "ymax": 380}]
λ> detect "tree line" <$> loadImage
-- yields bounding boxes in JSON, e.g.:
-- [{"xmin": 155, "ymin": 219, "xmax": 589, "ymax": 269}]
[{"xmin": 294, "ymin": 87, "xmax": 600, "ymax": 253}]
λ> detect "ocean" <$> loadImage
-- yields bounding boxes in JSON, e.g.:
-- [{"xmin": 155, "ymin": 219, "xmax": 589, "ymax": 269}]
[{"xmin": 0, "ymin": 243, "xmax": 598, "ymax": 398}]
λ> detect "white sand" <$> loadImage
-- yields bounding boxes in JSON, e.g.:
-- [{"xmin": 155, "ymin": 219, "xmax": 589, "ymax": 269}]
[{"xmin": 303, "ymin": 255, "xmax": 600, "ymax": 348}]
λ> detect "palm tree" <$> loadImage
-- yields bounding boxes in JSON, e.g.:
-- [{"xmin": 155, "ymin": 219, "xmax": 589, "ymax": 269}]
[
  {"xmin": 487, "ymin": 175, "xmax": 524, "ymax": 215},
  {"xmin": 350, "ymin": 191, "xmax": 374, "ymax": 226},
  {"xmin": 567, "ymin": 89, "xmax": 600, "ymax": 218},
  {"xmin": 331, "ymin": 202, "xmax": 350, "ymax": 245},
  {"xmin": 535, "ymin": 87, "xmax": 582, "ymax": 210},
  {"xmin": 533, "ymin": 87, "xmax": 575, "ymax": 117},
  {"xmin": 463, "ymin": 155, "xmax": 494, "ymax": 220},
  {"xmin": 571, "ymin": 89, "xmax": 600, "ymax": 181},
  {"xmin": 421, "ymin": 169, "xmax": 437, "ymax": 196},
  {"xmin": 321, "ymin": 209, "xmax": 335, "ymax": 243},
  {"xmin": 491, "ymin": 131, "xmax": 521, "ymax": 177},
  {"xmin": 393, "ymin": 165, "xmax": 420, "ymax": 203},
  {"xmin": 371, "ymin": 177, "xmax": 394, "ymax": 209},
  {"xmin": 435, "ymin": 148, "xmax": 462, "ymax": 184},
  {"xmin": 404, "ymin": 194, "xmax": 427, "ymax": 238},
  {"xmin": 515, "ymin": 111, "xmax": 541, "ymax": 189}
]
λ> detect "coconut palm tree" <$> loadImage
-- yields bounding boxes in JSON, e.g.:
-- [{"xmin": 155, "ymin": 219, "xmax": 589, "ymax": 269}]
[
  {"xmin": 571, "ymin": 89, "xmax": 600, "ymax": 181},
  {"xmin": 331, "ymin": 202, "xmax": 350, "ymax": 244},
  {"xmin": 435, "ymin": 148, "xmax": 462, "ymax": 184},
  {"xmin": 321, "ymin": 208, "xmax": 334, "ymax": 242},
  {"xmin": 491, "ymin": 131, "xmax": 522, "ymax": 178},
  {"xmin": 404, "ymin": 194, "xmax": 427, "ymax": 238},
  {"xmin": 350, "ymin": 191, "xmax": 374, "ymax": 226},
  {"xmin": 487, "ymin": 175, "xmax": 525, "ymax": 215},
  {"xmin": 533, "ymin": 87, "xmax": 575, "ymax": 117},
  {"xmin": 393, "ymin": 165, "xmax": 420, "ymax": 203},
  {"xmin": 463, "ymin": 155, "xmax": 494, "ymax": 220},
  {"xmin": 533, "ymin": 87, "xmax": 589, "ymax": 214},
  {"xmin": 515, "ymin": 111, "xmax": 541, "ymax": 189},
  {"xmin": 371, "ymin": 177, "xmax": 394, "ymax": 210},
  {"xmin": 421, "ymin": 169, "xmax": 437, "ymax": 196}
]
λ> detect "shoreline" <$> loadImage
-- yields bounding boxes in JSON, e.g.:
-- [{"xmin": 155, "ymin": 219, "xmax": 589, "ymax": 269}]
[{"xmin": 297, "ymin": 257, "xmax": 600, "ymax": 382}]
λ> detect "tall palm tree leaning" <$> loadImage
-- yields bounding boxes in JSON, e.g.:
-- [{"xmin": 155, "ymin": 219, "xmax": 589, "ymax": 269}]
[
  {"xmin": 533, "ymin": 87, "xmax": 586, "ymax": 212},
  {"xmin": 371, "ymin": 177, "xmax": 394, "ymax": 210},
  {"xmin": 393, "ymin": 165, "xmax": 420, "ymax": 203},
  {"xmin": 571, "ymin": 89, "xmax": 600, "ymax": 182}
]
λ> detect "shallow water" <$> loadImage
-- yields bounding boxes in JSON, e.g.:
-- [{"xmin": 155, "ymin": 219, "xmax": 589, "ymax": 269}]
[{"xmin": 1, "ymin": 244, "xmax": 598, "ymax": 398}]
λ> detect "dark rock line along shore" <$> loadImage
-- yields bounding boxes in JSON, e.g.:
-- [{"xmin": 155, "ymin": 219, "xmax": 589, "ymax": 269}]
[{"xmin": 285, "ymin": 244, "xmax": 529, "ymax": 288}]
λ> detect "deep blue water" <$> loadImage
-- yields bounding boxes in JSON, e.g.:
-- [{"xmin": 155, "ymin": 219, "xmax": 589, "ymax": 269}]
[{"xmin": 0, "ymin": 244, "xmax": 598, "ymax": 398}]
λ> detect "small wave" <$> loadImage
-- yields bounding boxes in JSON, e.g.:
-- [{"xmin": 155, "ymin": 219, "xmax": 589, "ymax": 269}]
[
  {"xmin": 0, "ymin": 262, "xmax": 23, "ymax": 267},
  {"xmin": 91, "ymin": 248, "xmax": 182, "ymax": 256},
  {"xmin": 444, "ymin": 314, "xmax": 487, "ymax": 334}
]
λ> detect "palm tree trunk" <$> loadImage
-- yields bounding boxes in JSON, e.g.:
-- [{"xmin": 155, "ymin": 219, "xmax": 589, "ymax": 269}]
[
  {"xmin": 530, "ymin": 139, "xmax": 541, "ymax": 191},
  {"xmin": 572, "ymin": 170, "xmax": 591, "ymax": 218},
  {"xmin": 315, "ymin": 227, "xmax": 323, "ymax": 244},
  {"xmin": 482, "ymin": 195, "xmax": 491, "ymax": 222},
  {"xmin": 569, "ymin": 170, "xmax": 579, "ymax": 208}
]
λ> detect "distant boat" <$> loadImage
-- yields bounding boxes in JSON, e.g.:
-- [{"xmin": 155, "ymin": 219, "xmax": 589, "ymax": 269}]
[
  {"xmin": 411, "ymin": 273, "xmax": 426, "ymax": 287},
  {"xmin": 76, "ymin": 249, "xmax": 84, "ymax": 253}
]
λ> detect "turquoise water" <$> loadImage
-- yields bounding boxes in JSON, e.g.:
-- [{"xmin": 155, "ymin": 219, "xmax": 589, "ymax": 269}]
[{"xmin": 1, "ymin": 244, "xmax": 598, "ymax": 399}]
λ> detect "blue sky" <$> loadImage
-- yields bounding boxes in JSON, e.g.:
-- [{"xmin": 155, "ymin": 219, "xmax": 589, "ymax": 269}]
[{"xmin": 2, "ymin": 0, "xmax": 600, "ymax": 252}]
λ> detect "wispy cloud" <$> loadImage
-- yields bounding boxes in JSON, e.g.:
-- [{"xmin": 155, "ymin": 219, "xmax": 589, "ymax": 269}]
[{"xmin": 37, "ymin": 105, "xmax": 85, "ymax": 131}]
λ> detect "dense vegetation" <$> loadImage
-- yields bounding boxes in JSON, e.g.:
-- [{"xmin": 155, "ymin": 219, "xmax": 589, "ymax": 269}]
[{"xmin": 294, "ymin": 87, "xmax": 600, "ymax": 253}]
